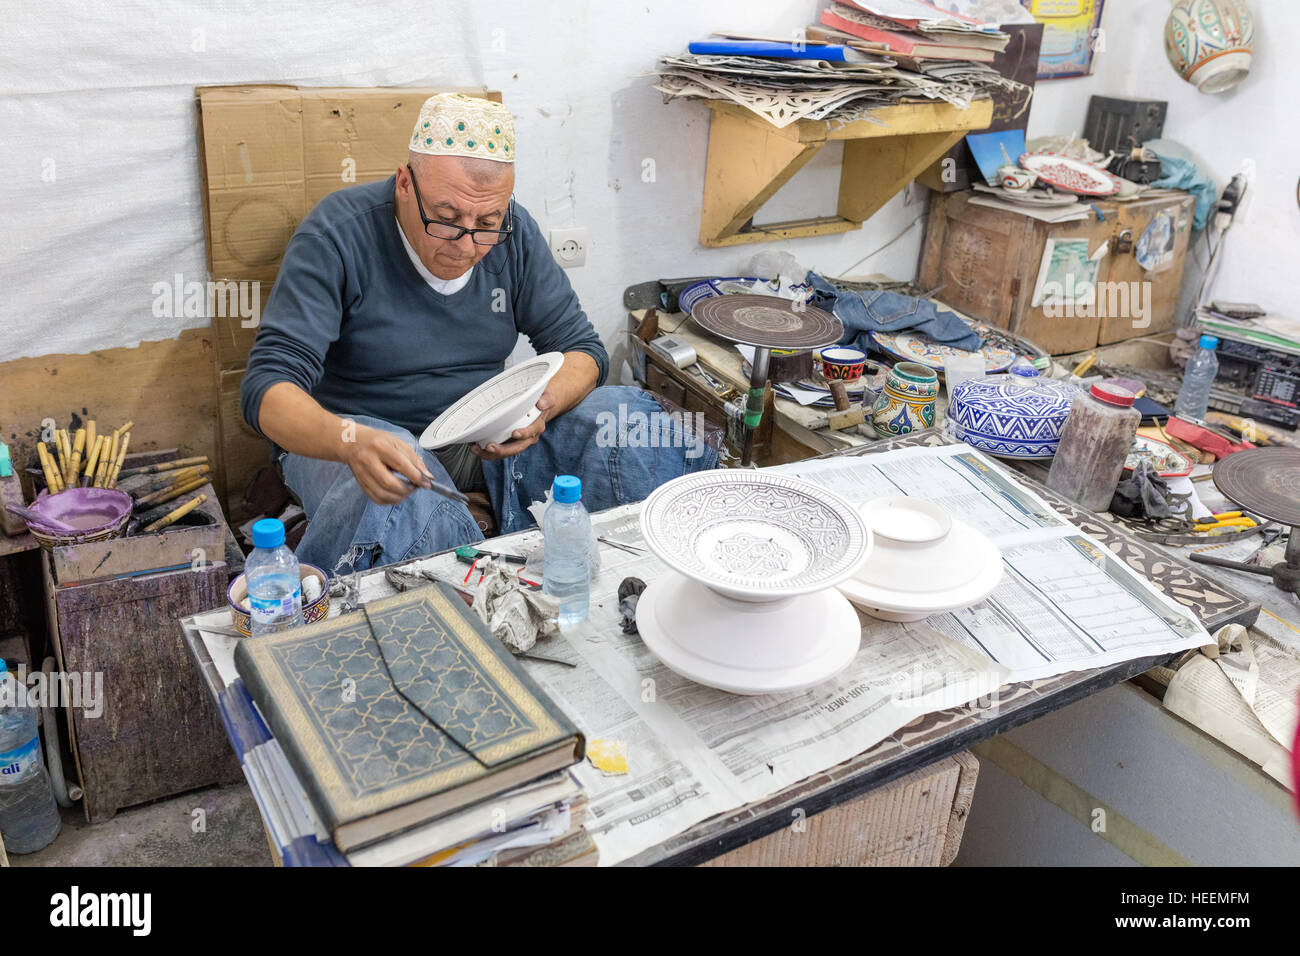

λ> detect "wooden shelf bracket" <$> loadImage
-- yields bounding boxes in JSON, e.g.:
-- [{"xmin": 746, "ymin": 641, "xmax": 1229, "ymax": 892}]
[{"xmin": 697, "ymin": 99, "xmax": 994, "ymax": 247}]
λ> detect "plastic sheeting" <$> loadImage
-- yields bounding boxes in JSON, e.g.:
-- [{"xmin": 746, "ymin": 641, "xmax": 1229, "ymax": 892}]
[{"xmin": 0, "ymin": 1, "xmax": 482, "ymax": 362}]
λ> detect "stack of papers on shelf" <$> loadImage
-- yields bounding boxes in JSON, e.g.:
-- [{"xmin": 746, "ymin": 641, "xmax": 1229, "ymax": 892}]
[{"xmin": 819, "ymin": 0, "xmax": 1009, "ymax": 61}]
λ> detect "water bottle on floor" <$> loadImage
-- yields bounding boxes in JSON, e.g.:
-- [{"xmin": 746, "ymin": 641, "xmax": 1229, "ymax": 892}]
[
  {"xmin": 0, "ymin": 659, "xmax": 62, "ymax": 854},
  {"xmin": 1174, "ymin": 334, "xmax": 1220, "ymax": 421},
  {"xmin": 543, "ymin": 475, "xmax": 590, "ymax": 628},
  {"xmin": 247, "ymin": 518, "xmax": 304, "ymax": 637}
]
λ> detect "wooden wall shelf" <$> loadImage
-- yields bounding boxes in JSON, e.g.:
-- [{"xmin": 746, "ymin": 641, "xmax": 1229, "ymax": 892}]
[{"xmin": 699, "ymin": 98, "xmax": 994, "ymax": 247}]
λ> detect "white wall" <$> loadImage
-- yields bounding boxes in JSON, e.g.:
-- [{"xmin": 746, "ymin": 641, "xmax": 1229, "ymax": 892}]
[
  {"xmin": 1026, "ymin": 0, "xmax": 1297, "ymax": 314},
  {"xmin": 0, "ymin": 0, "xmax": 925, "ymax": 365},
  {"xmin": 1, "ymin": 0, "xmax": 1293, "ymax": 366},
  {"xmin": 473, "ymin": 0, "xmax": 933, "ymax": 369}
]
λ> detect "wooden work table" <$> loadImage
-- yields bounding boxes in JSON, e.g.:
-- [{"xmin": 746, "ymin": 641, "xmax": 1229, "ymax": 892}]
[{"xmin": 181, "ymin": 429, "xmax": 1256, "ymax": 866}]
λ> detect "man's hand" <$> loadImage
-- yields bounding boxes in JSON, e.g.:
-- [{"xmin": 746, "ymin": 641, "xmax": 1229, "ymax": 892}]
[
  {"xmin": 340, "ymin": 424, "xmax": 434, "ymax": 505},
  {"xmin": 471, "ymin": 391, "xmax": 555, "ymax": 462}
]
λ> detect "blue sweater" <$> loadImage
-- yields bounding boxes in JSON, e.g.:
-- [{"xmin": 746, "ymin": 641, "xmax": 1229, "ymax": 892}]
[{"xmin": 240, "ymin": 176, "xmax": 608, "ymax": 438}]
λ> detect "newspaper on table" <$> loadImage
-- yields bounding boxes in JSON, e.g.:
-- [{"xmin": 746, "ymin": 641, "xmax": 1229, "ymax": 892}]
[
  {"xmin": 1160, "ymin": 533, "xmax": 1300, "ymax": 786},
  {"xmin": 192, "ymin": 443, "xmax": 1212, "ymax": 866}
]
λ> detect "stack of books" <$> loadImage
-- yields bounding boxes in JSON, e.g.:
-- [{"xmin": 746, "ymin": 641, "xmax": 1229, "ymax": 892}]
[
  {"xmin": 811, "ymin": 0, "xmax": 1010, "ymax": 64},
  {"xmin": 227, "ymin": 583, "xmax": 592, "ymax": 867}
]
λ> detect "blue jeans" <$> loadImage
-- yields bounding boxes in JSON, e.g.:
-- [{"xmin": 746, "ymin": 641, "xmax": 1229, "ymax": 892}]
[{"xmin": 282, "ymin": 385, "xmax": 718, "ymax": 574}]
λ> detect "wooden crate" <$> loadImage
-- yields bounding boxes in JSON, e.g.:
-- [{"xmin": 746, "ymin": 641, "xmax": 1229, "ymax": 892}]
[
  {"xmin": 42, "ymin": 483, "xmax": 241, "ymax": 822},
  {"xmin": 702, "ymin": 752, "xmax": 978, "ymax": 867},
  {"xmin": 919, "ymin": 190, "xmax": 1196, "ymax": 354}
]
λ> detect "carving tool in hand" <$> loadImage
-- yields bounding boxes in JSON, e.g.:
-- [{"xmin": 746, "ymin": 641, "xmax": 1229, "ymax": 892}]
[{"xmin": 392, "ymin": 470, "xmax": 469, "ymax": 505}]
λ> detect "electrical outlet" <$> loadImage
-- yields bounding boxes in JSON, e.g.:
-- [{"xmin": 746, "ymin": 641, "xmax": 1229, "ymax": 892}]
[{"xmin": 548, "ymin": 227, "xmax": 587, "ymax": 268}]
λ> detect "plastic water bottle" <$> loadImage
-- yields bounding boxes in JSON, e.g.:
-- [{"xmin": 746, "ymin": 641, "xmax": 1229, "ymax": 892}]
[
  {"xmin": 0, "ymin": 659, "xmax": 62, "ymax": 854},
  {"xmin": 1174, "ymin": 334, "xmax": 1220, "ymax": 421},
  {"xmin": 247, "ymin": 518, "xmax": 303, "ymax": 637},
  {"xmin": 543, "ymin": 476, "xmax": 590, "ymax": 628}
]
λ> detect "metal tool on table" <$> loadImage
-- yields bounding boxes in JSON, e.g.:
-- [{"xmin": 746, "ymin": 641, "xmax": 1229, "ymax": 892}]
[
  {"xmin": 1193, "ymin": 511, "xmax": 1259, "ymax": 534},
  {"xmin": 597, "ymin": 535, "xmax": 646, "ymax": 555},
  {"xmin": 455, "ymin": 544, "xmax": 526, "ymax": 565},
  {"xmin": 1187, "ymin": 447, "xmax": 1300, "ymax": 596},
  {"xmin": 687, "ymin": 294, "xmax": 844, "ymax": 466}
]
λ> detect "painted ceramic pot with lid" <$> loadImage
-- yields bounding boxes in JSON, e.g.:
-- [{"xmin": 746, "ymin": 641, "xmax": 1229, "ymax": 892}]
[
  {"xmin": 946, "ymin": 373, "xmax": 1079, "ymax": 460},
  {"xmin": 1165, "ymin": 0, "xmax": 1255, "ymax": 94},
  {"xmin": 870, "ymin": 362, "xmax": 939, "ymax": 437}
]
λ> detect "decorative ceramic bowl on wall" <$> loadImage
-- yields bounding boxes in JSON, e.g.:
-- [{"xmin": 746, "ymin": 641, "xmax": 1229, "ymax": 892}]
[{"xmin": 1165, "ymin": 0, "xmax": 1256, "ymax": 94}]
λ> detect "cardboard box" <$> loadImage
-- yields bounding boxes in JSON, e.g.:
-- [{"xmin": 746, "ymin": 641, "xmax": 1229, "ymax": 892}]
[
  {"xmin": 195, "ymin": 84, "xmax": 503, "ymax": 369},
  {"xmin": 194, "ymin": 85, "xmax": 502, "ymax": 517}
]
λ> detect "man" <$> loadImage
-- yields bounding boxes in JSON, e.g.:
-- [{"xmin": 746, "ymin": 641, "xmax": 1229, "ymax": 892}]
[{"xmin": 241, "ymin": 92, "xmax": 715, "ymax": 574}]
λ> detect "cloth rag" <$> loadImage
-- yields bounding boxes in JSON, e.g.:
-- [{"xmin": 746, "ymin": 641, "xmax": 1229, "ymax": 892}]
[{"xmin": 806, "ymin": 272, "xmax": 984, "ymax": 354}]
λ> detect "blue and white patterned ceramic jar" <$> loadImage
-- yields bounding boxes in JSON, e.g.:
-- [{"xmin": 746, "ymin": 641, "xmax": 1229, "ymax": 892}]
[
  {"xmin": 1165, "ymin": 0, "xmax": 1255, "ymax": 94},
  {"xmin": 870, "ymin": 362, "xmax": 939, "ymax": 437},
  {"xmin": 946, "ymin": 374, "xmax": 1078, "ymax": 460}
]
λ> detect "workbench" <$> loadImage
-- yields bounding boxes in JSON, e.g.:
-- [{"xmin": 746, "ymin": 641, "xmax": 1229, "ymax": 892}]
[{"xmin": 180, "ymin": 429, "xmax": 1255, "ymax": 866}]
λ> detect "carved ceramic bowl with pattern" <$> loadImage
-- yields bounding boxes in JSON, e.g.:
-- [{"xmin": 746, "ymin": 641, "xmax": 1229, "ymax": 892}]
[
  {"xmin": 639, "ymin": 471, "xmax": 871, "ymax": 602},
  {"xmin": 420, "ymin": 352, "xmax": 565, "ymax": 450}
]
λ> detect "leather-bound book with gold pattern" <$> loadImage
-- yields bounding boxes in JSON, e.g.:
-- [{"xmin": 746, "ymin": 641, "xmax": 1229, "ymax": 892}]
[{"xmin": 234, "ymin": 582, "xmax": 584, "ymax": 852}]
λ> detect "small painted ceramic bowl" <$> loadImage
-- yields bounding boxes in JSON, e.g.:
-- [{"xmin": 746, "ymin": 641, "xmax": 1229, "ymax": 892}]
[
  {"xmin": 227, "ymin": 563, "xmax": 330, "ymax": 637},
  {"xmin": 820, "ymin": 347, "xmax": 868, "ymax": 382}
]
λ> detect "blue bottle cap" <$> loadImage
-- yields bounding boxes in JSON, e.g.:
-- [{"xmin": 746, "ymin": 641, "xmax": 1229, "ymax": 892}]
[
  {"xmin": 251, "ymin": 518, "xmax": 286, "ymax": 549},
  {"xmin": 0, "ymin": 658, "xmax": 7, "ymax": 676},
  {"xmin": 552, "ymin": 475, "xmax": 582, "ymax": 504},
  {"xmin": 1199, "ymin": 335, "xmax": 1219, "ymax": 350}
]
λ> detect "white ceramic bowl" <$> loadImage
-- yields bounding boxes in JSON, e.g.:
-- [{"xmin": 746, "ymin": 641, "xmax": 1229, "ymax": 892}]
[
  {"xmin": 838, "ymin": 496, "xmax": 1004, "ymax": 620},
  {"xmin": 420, "ymin": 352, "xmax": 564, "ymax": 450},
  {"xmin": 639, "ymin": 470, "xmax": 872, "ymax": 602}
]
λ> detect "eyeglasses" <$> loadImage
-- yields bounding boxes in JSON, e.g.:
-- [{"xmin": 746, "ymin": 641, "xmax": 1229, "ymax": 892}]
[{"xmin": 406, "ymin": 164, "xmax": 513, "ymax": 246}]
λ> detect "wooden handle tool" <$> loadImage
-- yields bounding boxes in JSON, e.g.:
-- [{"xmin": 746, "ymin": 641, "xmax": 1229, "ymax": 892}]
[
  {"xmin": 37, "ymin": 443, "xmax": 64, "ymax": 494},
  {"xmin": 81, "ymin": 435, "xmax": 104, "ymax": 486},
  {"xmin": 134, "ymin": 475, "xmax": 206, "ymax": 510},
  {"xmin": 65, "ymin": 428, "xmax": 86, "ymax": 486},
  {"xmin": 106, "ymin": 433, "xmax": 131, "ymax": 488},
  {"xmin": 118, "ymin": 456, "xmax": 208, "ymax": 478},
  {"xmin": 141, "ymin": 493, "xmax": 207, "ymax": 533},
  {"xmin": 54, "ymin": 430, "xmax": 68, "ymax": 479}
]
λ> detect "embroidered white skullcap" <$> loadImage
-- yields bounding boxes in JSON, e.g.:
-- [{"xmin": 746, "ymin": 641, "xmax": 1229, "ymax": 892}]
[{"xmin": 410, "ymin": 93, "xmax": 515, "ymax": 163}]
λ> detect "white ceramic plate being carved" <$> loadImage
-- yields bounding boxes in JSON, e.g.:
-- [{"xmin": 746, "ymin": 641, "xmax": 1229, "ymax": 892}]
[
  {"xmin": 639, "ymin": 470, "xmax": 872, "ymax": 602},
  {"xmin": 420, "ymin": 352, "xmax": 565, "ymax": 450},
  {"xmin": 636, "ymin": 572, "xmax": 863, "ymax": 695}
]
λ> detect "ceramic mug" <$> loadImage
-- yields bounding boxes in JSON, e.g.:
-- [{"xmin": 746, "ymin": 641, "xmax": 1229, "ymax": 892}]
[
  {"xmin": 999, "ymin": 166, "xmax": 1038, "ymax": 193},
  {"xmin": 820, "ymin": 346, "xmax": 868, "ymax": 382},
  {"xmin": 870, "ymin": 362, "xmax": 939, "ymax": 436}
]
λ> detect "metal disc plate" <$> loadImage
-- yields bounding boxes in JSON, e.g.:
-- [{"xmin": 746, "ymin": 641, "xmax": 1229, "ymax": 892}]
[
  {"xmin": 1212, "ymin": 447, "xmax": 1300, "ymax": 527},
  {"xmin": 690, "ymin": 294, "xmax": 843, "ymax": 350}
]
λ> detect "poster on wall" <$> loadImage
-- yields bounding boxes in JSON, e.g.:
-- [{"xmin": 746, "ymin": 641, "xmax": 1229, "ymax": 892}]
[{"xmin": 1019, "ymin": 0, "xmax": 1106, "ymax": 79}]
